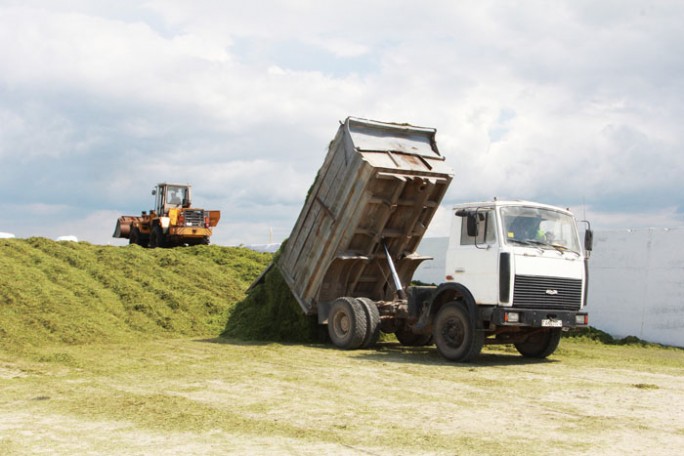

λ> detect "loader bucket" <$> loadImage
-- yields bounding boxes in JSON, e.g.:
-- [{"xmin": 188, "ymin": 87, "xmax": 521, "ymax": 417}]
[{"xmin": 113, "ymin": 216, "xmax": 136, "ymax": 238}]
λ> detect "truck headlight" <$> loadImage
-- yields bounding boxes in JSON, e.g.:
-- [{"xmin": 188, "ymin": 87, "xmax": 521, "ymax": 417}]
[
  {"xmin": 504, "ymin": 312, "xmax": 519, "ymax": 323},
  {"xmin": 576, "ymin": 314, "xmax": 588, "ymax": 325}
]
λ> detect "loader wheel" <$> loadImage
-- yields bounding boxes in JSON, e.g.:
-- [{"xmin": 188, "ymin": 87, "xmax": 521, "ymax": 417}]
[
  {"xmin": 395, "ymin": 323, "xmax": 432, "ymax": 346},
  {"xmin": 433, "ymin": 301, "xmax": 483, "ymax": 362},
  {"xmin": 129, "ymin": 227, "xmax": 147, "ymax": 247},
  {"xmin": 356, "ymin": 298, "xmax": 381, "ymax": 348},
  {"xmin": 149, "ymin": 226, "xmax": 167, "ymax": 248},
  {"xmin": 514, "ymin": 328, "xmax": 562, "ymax": 358},
  {"xmin": 328, "ymin": 297, "xmax": 366, "ymax": 350},
  {"xmin": 129, "ymin": 227, "xmax": 139, "ymax": 246}
]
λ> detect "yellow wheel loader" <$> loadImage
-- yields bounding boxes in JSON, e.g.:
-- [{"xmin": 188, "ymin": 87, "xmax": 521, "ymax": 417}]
[{"xmin": 113, "ymin": 183, "xmax": 220, "ymax": 248}]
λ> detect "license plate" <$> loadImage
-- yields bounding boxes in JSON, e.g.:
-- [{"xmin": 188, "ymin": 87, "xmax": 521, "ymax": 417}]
[{"xmin": 542, "ymin": 319, "xmax": 563, "ymax": 327}]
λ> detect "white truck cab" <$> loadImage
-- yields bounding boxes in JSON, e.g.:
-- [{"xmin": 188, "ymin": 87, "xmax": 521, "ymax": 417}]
[{"xmin": 432, "ymin": 200, "xmax": 591, "ymax": 360}]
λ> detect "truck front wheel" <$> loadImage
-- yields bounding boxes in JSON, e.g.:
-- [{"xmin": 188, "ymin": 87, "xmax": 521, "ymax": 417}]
[
  {"xmin": 514, "ymin": 328, "xmax": 562, "ymax": 358},
  {"xmin": 328, "ymin": 297, "xmax": 367, "ymax": 350},
  {"xmin": 433, "ymin": 301, "xmax": 484, "ymax": 362}
]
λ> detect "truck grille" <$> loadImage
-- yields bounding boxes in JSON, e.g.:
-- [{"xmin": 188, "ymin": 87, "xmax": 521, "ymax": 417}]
[
  {"xmin": 182, "ymin": 210, "xmax": 205, "ymax": 227},
  {"xmin": 512, "ymin": 275, "xmax": 582, "ymax": 311}
]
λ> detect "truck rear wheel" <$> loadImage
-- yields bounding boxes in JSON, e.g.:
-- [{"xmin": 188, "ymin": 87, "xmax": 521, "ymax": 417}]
[
  {"xmin": 328, "ymin": 297, "xmax": 367, "ymax": 350},
  {"xmin": 514, "ymin": 328, "xmax": 562, "ymax": 358},
  {"xmin": 356, "ymin": 298, "xmax": 380, "ymax": 348},
  {"xmin": 433, "ymin": 301, "xmax": 484, "ymax": 362}
]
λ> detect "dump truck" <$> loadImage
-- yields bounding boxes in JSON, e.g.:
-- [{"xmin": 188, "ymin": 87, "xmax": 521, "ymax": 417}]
[
  {"xmin": 274, "ymin": 116, "xmax": 592, "ymax": 362},
  {"xmin": 113, "ymin": 183, "xmax": 220, "ymax": 248}
]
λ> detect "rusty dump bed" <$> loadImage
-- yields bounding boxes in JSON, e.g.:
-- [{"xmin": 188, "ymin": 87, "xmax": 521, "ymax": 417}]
[{"xmin": 277, "ymin": 117, "xmax": 454, "ymax": 316}]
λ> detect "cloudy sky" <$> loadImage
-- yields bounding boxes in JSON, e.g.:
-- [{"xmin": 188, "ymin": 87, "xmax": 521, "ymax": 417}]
[{"xmin": 1, "ymin": 0, "xmax": 683, "ymax": 245}]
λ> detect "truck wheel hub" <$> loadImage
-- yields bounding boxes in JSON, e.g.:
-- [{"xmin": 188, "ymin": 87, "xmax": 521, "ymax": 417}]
[
  {"xmin": 443, "ymin": 319, "xmax": 465, "ymax": 347},
  {"xmin": 334, "ymin": 314, "xmax": 350, "ymax": 335}
]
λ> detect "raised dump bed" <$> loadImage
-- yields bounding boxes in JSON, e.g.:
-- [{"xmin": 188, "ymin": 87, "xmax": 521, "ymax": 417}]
[{"xmin": 277, "ymin": 117, "xmax": 453, "ymax": 321}]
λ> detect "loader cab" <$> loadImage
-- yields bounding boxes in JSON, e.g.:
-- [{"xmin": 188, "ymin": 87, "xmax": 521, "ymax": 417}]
[{"xmin": 152, "ymin": 183, "xmax": 192, "ymax": 214}]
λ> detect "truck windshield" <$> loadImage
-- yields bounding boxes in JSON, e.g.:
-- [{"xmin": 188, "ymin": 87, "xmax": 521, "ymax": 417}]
[{"xmin": 501, "ymin": 206, "xmax": 581, "ymax": 253}]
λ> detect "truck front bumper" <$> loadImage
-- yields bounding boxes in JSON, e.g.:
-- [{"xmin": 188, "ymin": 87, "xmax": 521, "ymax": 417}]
[{"xmin": 490, "ymin": 307, "xmax": 588, "ymax": 328}]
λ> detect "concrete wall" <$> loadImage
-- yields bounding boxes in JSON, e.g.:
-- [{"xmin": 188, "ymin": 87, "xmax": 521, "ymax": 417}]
[{"xmin": 414, "ymin": 229, "xmax": 684, "ymax": 348}]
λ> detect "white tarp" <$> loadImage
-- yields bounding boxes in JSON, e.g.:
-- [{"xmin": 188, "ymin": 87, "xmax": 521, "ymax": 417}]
[{"xmin": 589, "ymin": 228, "xmax": 684, "ymax": 348}]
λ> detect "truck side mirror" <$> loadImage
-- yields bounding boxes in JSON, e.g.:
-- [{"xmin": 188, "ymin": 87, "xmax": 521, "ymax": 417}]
[
  {"xmin": 151, "ymin": 189, "xmax": 157, "ymax": 196},
  {"xmin": 456, "ymin": 209, "xmax": 480, "ymax": 237},
  {"xmin": 466, "ymin": 213, "xmax": 479, "ymax": 237},
  {"xmin": 584, "ymin": 229, "xmax": 593, "ymax": 251}
]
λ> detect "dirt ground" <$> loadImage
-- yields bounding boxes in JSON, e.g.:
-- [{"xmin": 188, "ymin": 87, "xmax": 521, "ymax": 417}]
[{"xmin": 1, "ymin": 338, "xmax": 683, "ymax": 455}]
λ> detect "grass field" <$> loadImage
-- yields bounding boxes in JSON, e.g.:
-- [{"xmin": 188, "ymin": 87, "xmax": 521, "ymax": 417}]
[
  {"xmin": 1, "ymin": 239, "xmax": 684, "ymax": 455},
  {"xmin": 2, "ymin": 337, "xmax": 684, "ymax": 455}
]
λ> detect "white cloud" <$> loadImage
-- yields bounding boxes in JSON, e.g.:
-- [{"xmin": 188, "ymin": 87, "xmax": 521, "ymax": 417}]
[{"xmin": 1, "ymin": 0, "xmax": 684, "ymax": 244}]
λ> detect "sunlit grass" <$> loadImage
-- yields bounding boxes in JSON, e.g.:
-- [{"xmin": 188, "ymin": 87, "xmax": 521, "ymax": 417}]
[
  {"xmin": 3, "ymin": 337, "xmax": 682, "ymax": 455},
  {"xmin": 2, "ymin": 237, "xmax": 684, "ymax": 454}
]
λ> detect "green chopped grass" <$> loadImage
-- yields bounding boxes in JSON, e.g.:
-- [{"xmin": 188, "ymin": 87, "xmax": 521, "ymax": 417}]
[
  {"xmin": 563, "ymin": 326, "xmax": 676, "ymax": 348},
  {"xmin": 0, "ymin": 238, "xmax": 271, "ymax": 354},
  {"xmin": 221, "ymin": 247, "xmax": 323, "ymax": 343}
]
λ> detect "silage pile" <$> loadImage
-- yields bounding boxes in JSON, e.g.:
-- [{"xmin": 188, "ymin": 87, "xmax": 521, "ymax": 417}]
[
  {"xmin": 221, "ymin": 248, "xmax": 323, "ymax": 343},
  {"xmin": 0, "ymin": 237, "xmax": 324, "ymax": 354},
  {"xmin": 0, "ymin": 238, "xmax": 272, "ymax": 353}
]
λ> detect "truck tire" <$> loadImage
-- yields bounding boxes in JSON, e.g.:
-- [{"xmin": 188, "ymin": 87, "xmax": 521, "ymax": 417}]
[
  {"xmin": 395, "ymin": 324, "xmax": 432, "ymax": 346},
  {"xmin": 149, "ymin": 225, "xmax": 167, "ymax": 248},
  {"xmin": 328, "ymin": 297, "xmax": 367, "ymax": 350},
  {"xmin": 433, "ymin": 301, "xmax": 484, "ymax": 362},
  {"xmin": 356, "ymin": 298, "xmax": 381, "ymax": 348},
  {"xmin": 514, "ymin": 328, "xmax": 562, "ymax": 358}
]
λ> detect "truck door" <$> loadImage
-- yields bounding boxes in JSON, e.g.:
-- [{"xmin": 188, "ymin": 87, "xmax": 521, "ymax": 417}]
[{"xmin": 446, "ymin": 208, "xmax": 500, "ymax": 305}]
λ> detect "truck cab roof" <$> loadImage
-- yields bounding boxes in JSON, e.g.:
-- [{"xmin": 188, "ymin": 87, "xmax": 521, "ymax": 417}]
[{"xmin": 452, "ymin": 200, "xmax": 574, "ymax": 215}]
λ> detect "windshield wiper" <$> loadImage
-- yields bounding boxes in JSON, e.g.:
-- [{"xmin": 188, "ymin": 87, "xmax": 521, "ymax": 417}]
[
  {"xmin": 526, "ymin": 240, "xmax": 579, "ymax": 255},
  {"xmin": 555, "ymin": 244, "xmax": 581, "ymax": 256},
  {"xmin": 507, "ymin": 239, "xmax": 535, "ymax": 246},
  {"xmin": 526, "ymin": 240, "xmax": 554, "ymax": 247}
]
